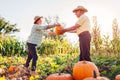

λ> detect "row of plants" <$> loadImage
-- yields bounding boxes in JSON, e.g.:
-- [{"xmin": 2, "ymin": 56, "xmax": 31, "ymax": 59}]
[
  {"xmin": 37, "ymin": 38, "xmax": 79, "ymax": 55},
  {"xmin": 0, "ymin": 35, "xmax": 79, "ymax": 56},
  {"xmin": 0, "ymin": 35, "xmax": 26, "ymax": 56},
  {"xmin": 0, "ymin": 53, "xmax": 120, "ymax": 80},
  {"xmin": 1, "ymin": 34, "xmax": 120, "ymax": 60}
]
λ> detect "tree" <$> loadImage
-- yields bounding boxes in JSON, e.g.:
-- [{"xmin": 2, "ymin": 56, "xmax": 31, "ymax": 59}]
[{"xmin": 0, "ymin": 16, "xmax": 19, "ymax": 36}]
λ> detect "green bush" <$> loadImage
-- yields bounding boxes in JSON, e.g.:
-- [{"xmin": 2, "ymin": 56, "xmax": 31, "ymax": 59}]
[{"xmin": 37, "ymin": 39, "xmax": 79, "ymax": 55}]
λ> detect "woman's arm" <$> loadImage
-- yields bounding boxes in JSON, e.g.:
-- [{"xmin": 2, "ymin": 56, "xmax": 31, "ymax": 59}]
[
  {"xmin": 35, "ymin": 24, "xmax": 55, "ymax": 31},
  {"xmin": 46, "ymin": 23, "xmax": 61, "ymax": 29},
  {"xmin": 46, "ymin": 24, "xmax": 55, "ymax": 29}
]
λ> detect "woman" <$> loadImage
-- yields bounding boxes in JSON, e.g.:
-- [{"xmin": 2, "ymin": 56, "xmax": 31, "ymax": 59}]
[{"xmin": 25, "ymin": 16, "xmax": 60, "ymax": 71}]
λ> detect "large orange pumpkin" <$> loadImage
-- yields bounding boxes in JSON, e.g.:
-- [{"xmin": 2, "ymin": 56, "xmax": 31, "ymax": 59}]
[
  {"xmin": 46, "ymin": 72, "xmax": 73, "ymax": 80},
  {"xmin": 83, "ymin": 70, "xmax": 109, "ymax": 80},
  {"xmin": 73, "ymin": 61, "xmax": 100, "ymax": 80},
  {"xmin": 115, "ymin": 74, "xmax": 120, "ymax": 80}
]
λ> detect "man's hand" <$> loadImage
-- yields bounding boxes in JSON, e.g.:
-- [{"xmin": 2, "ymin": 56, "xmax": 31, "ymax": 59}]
[{"xmin": 59, "ymin": 29, "xmax": 66, "ymax": 34}]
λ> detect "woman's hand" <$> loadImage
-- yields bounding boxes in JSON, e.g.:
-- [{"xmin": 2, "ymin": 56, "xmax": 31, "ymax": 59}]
[{"xmin": 54, "ymin": 23, "xmax": 61, "ymax": 26}]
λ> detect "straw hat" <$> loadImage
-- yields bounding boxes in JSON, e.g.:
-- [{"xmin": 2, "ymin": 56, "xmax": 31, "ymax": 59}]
[
  {"xmin": 34, "ymin": 16, "xmax": 43, "ymax": 23},
  {"xmin": 73, "ymin": 6, "xmax": 88, "ymax": 13}
]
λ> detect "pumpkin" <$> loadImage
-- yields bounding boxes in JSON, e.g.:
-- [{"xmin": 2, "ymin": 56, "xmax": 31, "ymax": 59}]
[
  {"xmin": 115, "ymin": 74, "xmax": 120, "ymax": 80},
  {"xmin": 73, "ymin": 61, "xmax": 100, "ymax": 80},
  {"xmin": 49, "ymin": 25, "xmax": 63, "ymax": 35},
  {"xmin": 83, "ymin": 77, "xmax": 109, "ymax": 80},
  {"xmin": 46, "ymin": 72, "xmax": 73, "ymax": 80},
  {"xmin": 8, "ymin": 66, "xmax": 15, "ymax": 72},
  {"xmin": 55, "ymin": 25, "xmax": 63, "ymax": 34},
  {"xmin": 83, "ymin": 70, "xmax": 109, "ymax": 80}
]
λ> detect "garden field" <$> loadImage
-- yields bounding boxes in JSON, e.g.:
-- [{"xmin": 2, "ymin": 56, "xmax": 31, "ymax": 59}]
[{"xmin": 0, "ymin": 51, "xmax": 120, "ymax": 80}]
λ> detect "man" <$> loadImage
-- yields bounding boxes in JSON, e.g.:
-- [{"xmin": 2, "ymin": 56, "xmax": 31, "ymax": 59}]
[{"xmin": 59, "ymin": 6, "xmax": 91, "ymax": 61}]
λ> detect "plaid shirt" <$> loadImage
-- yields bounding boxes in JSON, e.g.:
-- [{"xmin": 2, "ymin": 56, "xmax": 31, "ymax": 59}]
[{"xmin": 27, "ymin": 24, "xmax": 48, "ymax": 46}]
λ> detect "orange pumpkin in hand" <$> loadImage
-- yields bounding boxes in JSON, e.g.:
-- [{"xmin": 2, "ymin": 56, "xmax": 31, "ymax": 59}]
[
  {"xmin": 55, "ymin": 25, "xmax": 63, "ymax": 34},
  {"xmin": 49, "ymin": 26, "xmax": 63, "ymax": 35}
]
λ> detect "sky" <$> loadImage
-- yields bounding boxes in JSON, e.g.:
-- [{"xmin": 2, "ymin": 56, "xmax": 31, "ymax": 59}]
[{"xmin": 0, "ymin": 0, "xmax": 120, "ymax": 42}]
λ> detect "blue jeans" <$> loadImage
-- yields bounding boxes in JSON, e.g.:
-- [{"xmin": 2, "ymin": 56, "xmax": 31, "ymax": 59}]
[
  {"xmin": 79, "ymin": 31, "xmax": 91, "ymax": 61},
  {"xmin": 25, "ymin": 42, "xmax": 38, "ymax": 71}
]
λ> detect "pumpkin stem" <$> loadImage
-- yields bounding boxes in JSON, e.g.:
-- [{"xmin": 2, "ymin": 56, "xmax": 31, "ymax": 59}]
[
  {"xmin": 93, "ymin": 70, "xmax": 97, "ymax": 78},
  {"xmin": 83, "ymin": 60, "xmax": 87, "ymax": 64}
]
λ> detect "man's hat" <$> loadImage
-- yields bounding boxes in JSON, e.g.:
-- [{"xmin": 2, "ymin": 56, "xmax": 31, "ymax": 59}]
[{"xmin": 73, "ymin": 6, "xmax": 88, "ymax": 13}]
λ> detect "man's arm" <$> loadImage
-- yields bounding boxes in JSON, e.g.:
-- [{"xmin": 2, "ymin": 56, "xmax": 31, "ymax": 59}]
[
  {"xmin": 68, "ymin": 30, "xmax": 77, "ymax": 33},
  {"xmin": 59, "ymin": 24, "xmax": 80, "ymax": 34}
]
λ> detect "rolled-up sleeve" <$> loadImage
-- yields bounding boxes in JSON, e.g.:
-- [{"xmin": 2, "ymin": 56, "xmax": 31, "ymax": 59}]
[{"xmin": 40, "ymin": 25, "xmax": 48, "ymax": 30}]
